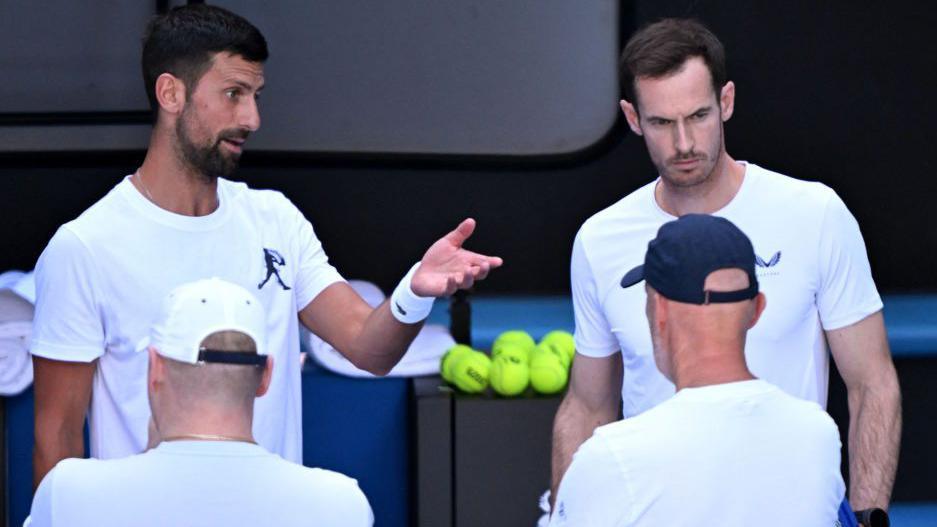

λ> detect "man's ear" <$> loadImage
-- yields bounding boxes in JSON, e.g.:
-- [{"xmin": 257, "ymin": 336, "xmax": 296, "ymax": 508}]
[
  {"xmin": 652, "ymin": 291, "xmax": 669, "ymax": 333},
  {"xmin": 620, "ymin": 99, "xmax": 643, "ymax": 136},
  {"xmin": 719, "ymin": 81, "xmax": 736, "ymax": 122},
  {"xmin": 154, "ymin": 73, "xmax": 187, "ymax": 116},
  {"xmin": 148, "ymin": 347, "xmax": 165, "ymax": 392},
  {"xmin": 256, "ymin": 356, "xmax": 274, "ymax": 397},
  {"xmin": 748, "ymin": 292, "xmax": 767, "ymax": 329}
]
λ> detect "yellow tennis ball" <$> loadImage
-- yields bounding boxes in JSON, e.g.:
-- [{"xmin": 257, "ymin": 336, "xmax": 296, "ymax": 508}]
[
  {"xmin": 440, "ymin": 344, "xmax": 474, "ymax": 382},
  {"xmin": 492, "ymin": 330, "xmax": 536, "ymax": 358},
  {"xmin": 451, "ymin": 351, "xmax": 491, "ymax": 394},
  {"xmin": 529, "ymin": 352, "xmax": 568, "ymax": 394},
  {"xmin": 492, "ymin": 342, "xmax": 531, "ymax": 364},
  {"xmin": 489, "ymin": 353, "xmax": 530, "ymax": 396},
  {"xmin": 540, "ymin": 330, "xmax": 575, "ymax": 364},
  {"xmin": 533, "ymin": 342, "xmax": 571, "ymax": 370}
]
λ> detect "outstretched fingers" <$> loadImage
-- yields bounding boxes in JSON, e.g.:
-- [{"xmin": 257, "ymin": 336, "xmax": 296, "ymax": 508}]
[
  {"xmin": 443, "ymin": 218, "xmax": 477, "ymax": 248},
  {"xmin": 415, "ymin": 219, "xmax": 503, "ymax": 296},
  {"xmin": 459, "ymin": 249, "xmax": 503, "ymax": 269},
  {"xmin": 460, "ymin": 269, "xmax": 476, "ymax": 290},
  {"xmin": 474, "ymin": 261, "xmax": 491, "ymax": 281}
]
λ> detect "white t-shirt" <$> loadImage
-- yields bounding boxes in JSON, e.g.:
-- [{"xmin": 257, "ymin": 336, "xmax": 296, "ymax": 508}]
[
  {"xmin": 31, "ymin": 177, "xmax": 344, "ymax": 462},
  {"xmin": 550, "ymin": 380, "xmax": 845, "ymax": 527},
  {"xmin": 27, "ymin": 440, "xmax": 373, "ymax": 527},
  {"xmin": 571, "ymin": 163, "xmax": 882, "ymax": 417}
]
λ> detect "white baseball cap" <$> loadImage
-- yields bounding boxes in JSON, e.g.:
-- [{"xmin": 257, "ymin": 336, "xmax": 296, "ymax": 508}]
[{"xmin": 148, "ymin": 278, "xmax": 267, "ymax": 366}]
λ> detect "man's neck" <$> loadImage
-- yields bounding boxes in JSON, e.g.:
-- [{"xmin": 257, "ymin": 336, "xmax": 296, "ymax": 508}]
[
  {"xmin": 155, "ymin": 410, "xmax": 255, "ymax": 445},
  {"xmin": 655, "ymin": 153, "xmax": 745, "ymax": 216},
  {"xmin": 135, "ymin": 133, "xmax": 220, "ymax": 217},
  {"xmin": 674, "ymin": 366, "xmax": 756, "ymax": 391},
  {"xmin": 669, "ymin": 337, "xmax": 755, "ymax": 391}
]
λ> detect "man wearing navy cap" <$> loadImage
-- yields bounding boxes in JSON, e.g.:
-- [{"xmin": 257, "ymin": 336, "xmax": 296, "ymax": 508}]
[
  {"xmin": 550, "ymin": 215, "xmax": 845, "ymax": 526},
  {"xmin": 550, "ymin": 18, "xmax": 899, "ymax": 522}
]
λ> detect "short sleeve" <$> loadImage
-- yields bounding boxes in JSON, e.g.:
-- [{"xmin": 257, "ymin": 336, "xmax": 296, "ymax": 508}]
[
  {"xmin": 815, "ymin": 192, "xmax": 883, "ymax": 330},
  {"xmin": 310, "ymin": 471, "xmax": 374, "ymax": 527},
  {"xmin": 28, "ymin": 462, "xmax": 58, "ymax": 527},
  {"xmin": 287, "ymin": 204, "xmax": 345, "ymax": 312},
  {"xmin": 31, "ymin": 227, "xmax": 105, "ymax": 362},
  {"xmin": 571, "ymin": 233, "xmax": 618, "ymax": 357},
  {"xmin": 343, "ymin": 481, "xmax": 375, "ymax": 527},
  {"xmin": 550, "ymin": 434, "xmax": 628, "ymax": 527}
]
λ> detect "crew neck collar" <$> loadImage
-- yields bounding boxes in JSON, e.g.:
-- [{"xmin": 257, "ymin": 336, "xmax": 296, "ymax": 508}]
[
  {"xmin": 674, "ymin": 378, "xmax": 773, "ymax": 400},
  {"xmin": 649, "ymin": 161, "xmax": 755, "ymax": 220},
  {"xmin": 119, "ymin": 175, "xmax": 232, "ymax": 232},
  {"xmin": 153, "ymin": 439, "xmax": 265, "ymax": 456}
]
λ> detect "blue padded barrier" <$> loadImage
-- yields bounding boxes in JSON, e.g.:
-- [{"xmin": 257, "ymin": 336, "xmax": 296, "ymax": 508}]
[
  {"xmin": 5, "ymin": 386, "xmax": 33, "ymax": 527},
  {"xmin": 429, "ymin": 294, "xmax": 937, "ymax": 357},
  {"xmin": 427, "ymin": 295, "xmax": 574, "ymax": 351},
  {"xmin": 301, "ymin": 362, "xmax": 410, "ymax": 527},
  {"xmin": 890, "ymin": 503, "xmax": 937, "ymax": 526},
  {"xmin": 880, "ymin": 295, "xmax": 937, "ymax": 357}
]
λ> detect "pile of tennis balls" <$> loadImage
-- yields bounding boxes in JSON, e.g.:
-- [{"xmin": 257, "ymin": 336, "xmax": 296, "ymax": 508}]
[{"xmin": 439, "ymin": 330, "xmax": 574, "ymax": 396}]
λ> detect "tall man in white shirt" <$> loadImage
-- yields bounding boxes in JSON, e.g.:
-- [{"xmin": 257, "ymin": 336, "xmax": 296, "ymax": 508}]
[
  {"xmin": 551, "ymin": 17, "xmax": 900, "ymax": 517},
  {"xmin": 31, "ymin": 3, "xmax": 502, "ymax": 487},
  {"xmin": 551, "ymin": 214, "xmax": 845, "ymax": 526},
  {"xmin": 29, "ymin": 278, "xmax": 374, "ymax": 527}
]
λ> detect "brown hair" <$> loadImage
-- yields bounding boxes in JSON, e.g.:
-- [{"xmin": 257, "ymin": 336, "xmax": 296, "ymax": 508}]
[
  {"xmin": 142, "ymin": 4, "xmax": 268, "ymax": 113},
  {"xmin": 619, "ymin": 18, "xmax": 726, "ymax": 108}
]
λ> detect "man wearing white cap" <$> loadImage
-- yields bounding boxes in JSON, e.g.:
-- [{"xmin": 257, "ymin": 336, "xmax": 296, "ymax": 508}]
[
  {"xmin": 27, "ymin": 278, "xmax": 373, "ymax": 527},
  {"xmin": 31, "ymin": 4, "xmax": 501, "ymax": 488}
]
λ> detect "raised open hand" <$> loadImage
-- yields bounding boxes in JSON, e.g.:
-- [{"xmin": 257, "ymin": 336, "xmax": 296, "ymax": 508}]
[{"xmin": 410, "ymin": 218, "xmax": 503, "ymax": 297}]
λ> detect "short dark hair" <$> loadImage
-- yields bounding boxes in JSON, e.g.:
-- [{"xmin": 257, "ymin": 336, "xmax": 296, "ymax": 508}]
[
  {"xmin": 619, "ymin": 18, "xmax": 726, "ymax": 108},
  {"xmin": 141, "ymin": 4, "xmax": 268, "ymax": 112}
]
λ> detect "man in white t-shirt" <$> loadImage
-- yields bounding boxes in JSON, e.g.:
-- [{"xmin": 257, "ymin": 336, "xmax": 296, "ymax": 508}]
[
  {"xmin": 28, "ymin": 278, "xmax": 374, "ymax": 527},
  {"xmin": 551, "ymin": 214, "xmax": 845, "ymax": 526},
  {"xmin": 550, "ymin": 18, "xmax": 900, "ymax": 519},
  {"xmin": 30, "ymin": 4, "xmax": 502, "ymax": 488}
]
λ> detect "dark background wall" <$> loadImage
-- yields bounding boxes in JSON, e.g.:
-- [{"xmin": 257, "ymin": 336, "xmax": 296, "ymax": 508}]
[
  {"xmin": 1, "ymin": 0, "xmax": 935, "ymax": 296},
  {"xmin": 1, "ymin": 0, "xmax": 936, "ymax": 514}
]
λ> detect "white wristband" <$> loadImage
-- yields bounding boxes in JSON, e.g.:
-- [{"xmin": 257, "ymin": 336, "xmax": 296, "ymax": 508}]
[{"xmin": 390, "ymin": 262, "xmax": 435, "ymax": 324}]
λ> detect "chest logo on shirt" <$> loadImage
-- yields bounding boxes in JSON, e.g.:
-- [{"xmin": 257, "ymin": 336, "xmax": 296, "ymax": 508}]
[
  {"xmin": 557, "ymin": 501, "xmax": 567, "ymax": 521},
  {"xmin": 755, "ymin": 250, "xmax": 782, "ymax": 277},
  {"xmin": 258, "ymin": 248, "xmax": 292, "ymax": 291}
]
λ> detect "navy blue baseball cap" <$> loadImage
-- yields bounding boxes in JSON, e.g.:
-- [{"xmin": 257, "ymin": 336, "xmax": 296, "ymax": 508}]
[{"xmin": 620, "ymin": 214, "xmax": 759, "ymax": 304}]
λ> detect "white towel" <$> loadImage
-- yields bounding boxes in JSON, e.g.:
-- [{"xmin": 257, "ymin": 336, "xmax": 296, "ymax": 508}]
[{"xmin": 0, "ymin": 270, "xmax": 36, "ymax": 395}]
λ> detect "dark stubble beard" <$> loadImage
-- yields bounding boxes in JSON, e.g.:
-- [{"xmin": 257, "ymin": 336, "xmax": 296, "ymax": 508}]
[
  {"xmin": 174, "ymin": 104, "xmax": 244, "ymax": 182},
  {"xmin": 657, "ymin": 122, "xmax": 724, "ymax": 189}
]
